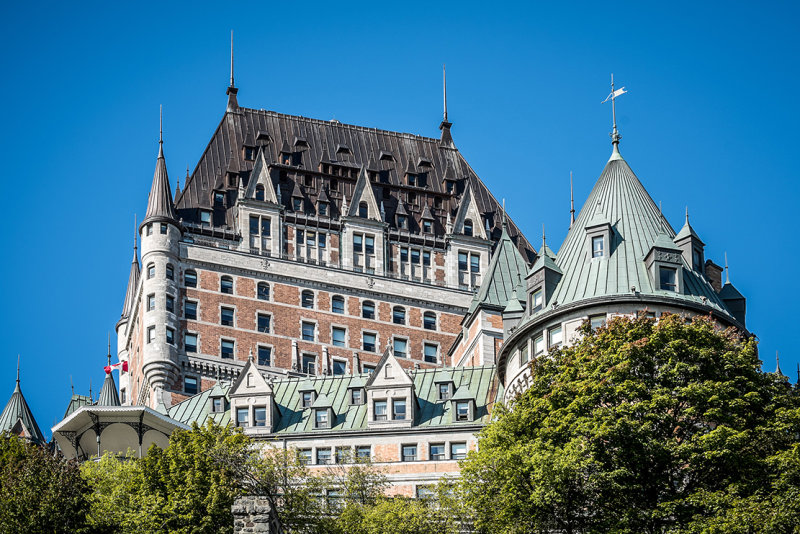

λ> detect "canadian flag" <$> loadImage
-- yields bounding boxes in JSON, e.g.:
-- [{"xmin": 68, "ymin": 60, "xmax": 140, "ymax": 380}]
[{"xmin": 104, "ymin": 361, "xmax": 129, "ymax": 374}]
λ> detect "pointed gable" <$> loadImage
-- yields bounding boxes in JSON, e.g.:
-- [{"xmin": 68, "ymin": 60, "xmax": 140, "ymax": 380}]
[
  {"xmin": 347, "ymin": 166, "xmax": 381, "ymax": 221},
  {"xmin": 452, "ymin": 183, "xmax": 487, "ymax": 239},
  {"xmin": 0, "ymin": 377, "xmax": 45, "ymax": 444},
  {"xmin": 143, "ymin": 142, "xmax": 177, "ymax": 224},
  {"xmin": 229, "ymin": 357, "xmax": 273, "ymax": 397},
  {"xmin": 366, "ymin": 347, "xmax": 414, "ymax": 389},
  {"xmin": 245, "ymin": 147, "xmax": 279, "ymax": 203}
]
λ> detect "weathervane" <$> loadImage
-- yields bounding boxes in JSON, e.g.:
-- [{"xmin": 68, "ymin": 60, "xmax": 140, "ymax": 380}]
[{"xmin": 602, "ymin": 74, "xmax": 627, "ymax": 147}]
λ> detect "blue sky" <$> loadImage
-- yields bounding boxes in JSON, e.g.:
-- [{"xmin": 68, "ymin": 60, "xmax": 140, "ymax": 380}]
[{"xmin": 1, "ymin": 1, "xmax": 798, "ymax": 436}]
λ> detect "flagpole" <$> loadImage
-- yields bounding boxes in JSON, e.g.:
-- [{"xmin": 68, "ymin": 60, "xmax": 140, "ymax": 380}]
[{"xmin": 611, "ymin": 73, "xmax": 617, "ymax": 138}]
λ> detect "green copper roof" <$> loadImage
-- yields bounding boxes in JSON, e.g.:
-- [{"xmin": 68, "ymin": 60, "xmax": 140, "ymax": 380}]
[
  {"xmin": 168, "ymin": 385, "xmax": 231, "ymax": 427},
  {"xmin": 63, "ymin": 394, "xmax": 92, "ymax": 419},
  {"xmin": 674, "ymin": 213, "xmax": 704, "ymax": 244},
  {"xmin": 469, "ymin": 225, "xmax": 529, "ymax": 313},
  {"xmin": 271, "ymin": 366, "xmax": 496, "ymax": 434},
  {"xmin": 0, "ymin": 379, "xmax": 45, "ymax": 444},
  {"xmin": 521, "ymin": 150, "xmax": 731, "ymax": 321}
]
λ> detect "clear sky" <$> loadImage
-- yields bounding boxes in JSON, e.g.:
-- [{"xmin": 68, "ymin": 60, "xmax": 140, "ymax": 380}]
[{"xmin": 1, "ymin": 1, "xmax": 798, "ymax": 437}]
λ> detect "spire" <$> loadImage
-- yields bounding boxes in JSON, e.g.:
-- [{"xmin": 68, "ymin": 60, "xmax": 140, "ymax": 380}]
[
  {"xmin": 142, "ymin": 107, "xmax": 178, "ymax": 226},
  {"xmin": 0, "ymin": 356, "xmax": 45, "ymax": 444},
  {"xmin": 98, "ymin": 339, "xmax": 121, "ymax": 406},
  {"xmin": 542, "ymin": 224, "xmax": 547, "ymax": 251},
  {"xmin": 226, "ymin": 30, "xmax": 239, "ymax": 112},
  {"xmin": 776, "ymin": 351, "xmax": 784, "ymax": 376},
  {"xmin": 602, "ymin": 74, "xmax": 627, "ymax": 159},
  {"xmin": 107, "ymin": 332, "xmax": 112, "ymax": 367},
  {"xmin": 501, "ymin": 198, "xmax": 507, "ymax": 230},
  {"xmin": 122, "ymin": 214, "xmax": 141, "ymax": 319},
  {"xmin": 439, "ymin": 64, "xmax": 454, "ymax": 148},
  {"xmin": 15, "ymin": 355, "xmax": 20, "ymax": 389},
  {"xmin": 724, "ymin": 252, "xmax": 730, "ymax": 284},
  {"xmin": 570, "ymin": 171, "xmax": 575, "ymax": 227},
  {"xmin": 443, "ymin": 63, "xmax": 448, "ymax": 124},
  {"xmin": 230, "ymin": 29, "xmax": 235, "ymax": 88}
]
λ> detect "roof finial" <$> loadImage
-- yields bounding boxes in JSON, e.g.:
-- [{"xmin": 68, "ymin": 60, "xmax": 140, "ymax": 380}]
[
  {"xmin": 570, "ymin": 171, "xmax": 575, "ymax": 227},
  {"xmin": 602, "ymin": 73, "xmax": 627, "ymax": 153},
  {"xmin": 159, "ymin": 105, "xmax": 163, "ymax": 145},
  {"xmin": 107, "ymin": 332, "xmax": 111, "ymax": 367},
  {"xmin": 659, "ymin": 201, "xmax": 665, "ymax": 232},
  {"xmin": 89, "ymin": 378, "xmax": 93, "ymax": 402},
  {"xmin": 542, "ymin": 224, "xmax": 546, "ymax": 250},
  {"xmin": 501, "ymin": 198, "xmax": 507, "ymax": 229},
  {"xmin": 16, "ymin": 354, "xmax": 20, "ymax": 385},
  {"xmin": 724, "ymin": 252, "xmax": 730, "ymax": 284},
  {"xmin": 776, "ymin": 351, "xmax": 783, "ymax": 376},
  {"xmin": 685, "ymin": 205, "xmax": 690, "ymax": 225},
  {"xmin": 133, "ymin": 213, "xmax": 138, "ymax": 252},
  {"xmin": 230, "ymin": 30, "xmax": 235, "ymax": 88},
  {"xmin": 70, "ymin": 375, "xmax": 74, "ymax": 395},
  {"xmin": 443, "ymin": 64, "xmax": 448, "ymax": 123}
]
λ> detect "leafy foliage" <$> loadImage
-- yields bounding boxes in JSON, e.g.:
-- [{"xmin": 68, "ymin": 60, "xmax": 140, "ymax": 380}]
[{"xmin": 460, "ymin": 314, "xmax": 800, "ymax": 533}]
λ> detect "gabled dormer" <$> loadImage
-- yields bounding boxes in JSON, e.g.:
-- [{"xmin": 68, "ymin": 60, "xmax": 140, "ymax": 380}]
[
  {"xmin": 434, "ymin": 371, "xmax": 455, "ymax": 401},
  {"xmin": 719, "ymin": 261, "xmax": 746, "ymax": 326},
  {"xmin": 347, "ymin": 166, "xmax": 381, "ymax": 222},
  {"xmin": 442, "ymin": 160, "xmax": 459, "ymax": 195},
  {"xmin": 526, "ymin": 234, "xmax": 562, "ymax": 313},
  {"xmin": 347, "ymin": 376, "xmax": 366, "ymax": 406},
  {"xmin": 297, "ymin": 379, "xmax": 316, "ymax": 409},
  {"xmin": 290, "ymin": 182, "xmax": 305, "ymax": 213},
  {"xmin": 310, "ymin": 393, "xmax": 334, "ymax": 429},
  {"xmin": 229, "ymin": 355, "xmax": 277, "ymax": 435},
  {"xmin": 420, "ymin": 204, "xmax": 435, "ymax": 234},
  {"xmin": 451, "ymin": 184, "xmax": 487, "ymax": 240},
  {"xmin": 395, "ymin": 200, "xmax": 409, "ymax": 230},
  {"xmin": 244, "ymin": 148, "xmax": 279, "ymax": 204},
  {"xmin": 645, "ymin": 232, "xmax": 684, "ymax": 293},
  {"xmin": 450, "ymin": 386, "xmax": 476, "ymax": 423},
  {"xmin": 317, "ymin": 187, "xmax": 331, "ymax": 217},
  {"xmin": 673, "ymin": 209, "xmax": 705, "ymax": 273},
  {"xmin": 584, "ymin": 202, "xmax": 612, "ymax": 260},
  {"xmin": 365, "ymin": 347, "xmax": 416, "ymax": 428}
]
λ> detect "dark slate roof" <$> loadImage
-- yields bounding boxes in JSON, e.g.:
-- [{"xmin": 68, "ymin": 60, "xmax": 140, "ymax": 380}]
[
  {"xmin": 0, "ymin": 377, "xmax": 45, "ymax": 444},
  {"xmin": 143, "ymin": 142, "xmax": 177, "ymax": 224},
  {"xmin": 175, "ymin": 105, "xmax": 534, "ymax": 259},
  {"xmin": 97, "ymin": 372, "xmax": 121, "ymax": 406},
  {"xmin": 120, "ymin": 246, "xmax": 140, "ymax": 319},
  {"xmin": 469, "ymin": 223, "xmax": 530, "ymax": 313}
]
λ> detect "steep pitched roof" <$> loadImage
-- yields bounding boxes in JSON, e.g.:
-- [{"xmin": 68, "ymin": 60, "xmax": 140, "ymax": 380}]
[
  {"xmin": 63, "ymin": 394, "xmax": 92, "ymax": 419},
  {"xmin": 97, "ymin": 371, "xmax": 121, "ymax": 407},
  {"xmin": 168, "ymin": 384, "xmax": 231, "ymax": 427},
  {"xmin": 142, "ymin": 141, "xmax": 177, "ymax": 224},
  {"xmin": 0, "ymin": 374, "xmax": 45, "ymax": 444},
  {"xmin": 120, "ymin": 245, "xmax": 140, "ymax": 319},
  {"xmin": 469, "ymin": 224, "xmax": 530, "ymax": 313}
]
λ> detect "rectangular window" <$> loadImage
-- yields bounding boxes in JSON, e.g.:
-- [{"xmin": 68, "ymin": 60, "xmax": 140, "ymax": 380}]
[
  {"xmin": 423, "ymin": 313, "xmax": 436, "ymax": 331},
  {"xmin": 417, "ymin": 486, "xmax": 435, "ymax": 499},
  {"xmin": 400, "ymin": 247, "xmax": 409, "ymax": 262},
  {"xmin": 185, "ymin": 271, "xmax": 197, "ymax": 287},
  {"xmin": 301, "ymin": 322, "xmax": 315, "ymax": 341},
  {"xmin": 250, "ymin": 216, "xmax": 259, "ymax": 235},
  {"xmin": 160, "ymin": 223, "xmax": 167, "ymax": 234},
  {"xmin": 411, "ymin": 249, "xmax": 420, "ymax": 264},
  {"xmin": 456, "ymin": 401, "xmax": 470, "ymax": 421},
  {"xmin": 532, "ymin": 289, "xmax": 543, "ymax": 312},
  {"xmin": 185, "ymin": 300, "xmax": 197, "ymax": 320},
  {"xmin": 592, "ymin": 236, "xmax": 604, "ymax": 258},
  {"xmin": 332, "ymin": 327, "xmax": 346, "ymax": 347},
  {"xmin": 363, "ymin": 364, "xmax": 375, "ymax": 375},
  {"xmin": 302, "ymin": 354, "xmax": 316, "ymax": 375},
  {"xmin": 147, "ymin": 326, "xmax": 155, "ymax": 343},
  {"xmin": 353, "ymin": 234, "xmax": 363, "ymax": 253},
  {"xmin": 393, "ymin": 338, "xmax": 408, "ymax": 358},
  {"xmin": 450, "ymin": 442, "xmax": 467, "ymax": 460},
  {"xmin": 214, "ymin": 192, "xmax": 225, "ymax": 205},
  {"xmin": 221, "ymin": 340, "xmax": 234, "ymax": 359},
  {"xmin": 318, "ymin": 232, "xmax": 326, "ymax": 248},
  {"xmin": 424, "ymin": 343, "xmax": 438, "ymax": 364},
  {"xmin": 298, "ymin": 449, "xmax": 312, "ymax": 465},
  {"xmin": 147, "ymin": 294, "xmax": 155, "ymax": 311},
  {"xmin": 257, "ymin": 346, "xmax": 271, "ymax": 366},
  {"xmin": 236, "ymin": 408, "xmax": 249, "ymax": 427},
  {"xmin": 332, "ymin": 360, "xmax": 346, "ymax": 376},
  {"xmin": 393, "ymin": 399, "xmax": 407, "ymax": 420},
  {"xmin": 166, "ymin": 295, "xmax": 174, "ymax": 314},
  {"xmin": 350, "ymin": 389, "xmax": 363, "ymax": 405},
  {"xmin": 374, "ymin": 400, "xmax": 387, "ymax": 421},
  {"xmin": 470, "ymin": 253, "xmax": 480, "ymax": 273},
  {"xmin": 519, "ymin": 343, "xmax": 529, "ymax": 365},
  {"xmin": 458, "ymin": 252, "xmax": 468, "ymax": 271},
  {"xmin": 221, "ymin": 307, "xmax": 234, "ymax": 326},
  {"xmin": 212, "ymin": 397, "xmax": 223, "ymax": 413},
  {"xmin": 261, "ymin": 218, "xmax": 271, "ymax": 237},
  {"xmin": 402, "ymin": 445, "xmax": 417, "ymax": 462},
  {"xmin": 332, "ymin": 296, "xmax": 345, "ymax": 314},
  {"xmin": 364, "ymin": 235, "xmax": 375, "ymax": 254},
  {"xmin": 306, "ymin": 231, "xmax": 316, "ymax": 248},
  {"xmin": 257, "ymin": 313, "xmax": 271, "ymax": 333},
  {"xmin": 185, "ymin": 333, "xmax": 197, "ymax": 353},
  {"xmin": 315, "ymin": 410, "xmax": 329, "ymax": 430},
  {"xmin": 184, "ymin": 376, "xmax": 198, "ymax": 395},
  {"xmin": 549, "ymin": 326, "xmax": 563, "ymax": 347},
  {"xmin": 146, "ymin": 223, "xmax": 152, "ymax": 236},
  {"xmin": 438, "ymin": 383, "xmax": 451, "ymax": 401},
  {"xmin": 590, "ymin": 315, "xmax": 606, "ymax": 331},
  {"xmin": 393, "ymin": 307, "xmax": 406, "ymax": 324},
  {"xmin": 335, "ymin": 447, "xmax": 350, "ymax": 464},
  {"xmin": 221, "ymin": 278, "xmax": 233, "ymax": 294},
  {"xmin": 254, "ymin": 407, "xmax": 266, "ymax": 427},
  {"xmin": 166, "ymin": 327, "xmax": 175, "ymax": 345},
  {"xmin": 534, "ymin": 334, "xmax": 545, "ymax": 355},
  {"xmin": 356, "ymin": 446, "xmax": 371, "ymax": 460},
  {"xmin": 423, "ymin": 250, "xmax": 431, "ymax": 266},
  {"xmin": 147, "ymin": 264, "xmax": 155, "ymax": 279},
  {"xmin": 660, "ymin": 267, "xmax": 677, "ymax": 291},
  {"xmin": 301, "ymin": 292, "xmax": 314, "ymax": 309},
  {"xmin": 120, "ymin": 388, "xmax": 126, "ymax": 404},
  {"xmin": 200, "ymin": 210, "xmax": 211, "ymax": 225},
  {"xmin": 423, "ymin": 220, "xmax": 432, "ymax": 233},
  {"xmin": 166, "ymin": 265, "xmax": 174, "ymax": 280},
  {"xmin": 257, "ymin": 283, "xmax": 270, "ymax": 300},
  {"xmin": 302, "ymin": 391, "xmax": 314, "ymax": 408},
  {"xmin": 362, "ymin": 332, "xmax": 376, "ymax": 352},
  {"xmin": 362, "ymin": 301, "xmax": 375, "ymax": 319},
  {"xmin": 430, "ymin": 444, "xmax": 445, "ymax": 461}
]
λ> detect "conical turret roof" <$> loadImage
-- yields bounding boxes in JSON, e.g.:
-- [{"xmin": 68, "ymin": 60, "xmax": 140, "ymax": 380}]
[
  {"xmin": 0, "ymin": 369, "xmax": 45, "ymax": 444},
  {"xmin": 97, "ymin": 371, "xmax": 121, "ymax": 406},
  {"xmin": 469, "ymin": 224, "xmax": 529, "ymax": 313},
  {"xmin": 143, "ymin": 141, "xmax": 177, "ymax": 224},
  {"xmin": 120, "ymin": 245, "xmax": 140, "ymax": 319}
]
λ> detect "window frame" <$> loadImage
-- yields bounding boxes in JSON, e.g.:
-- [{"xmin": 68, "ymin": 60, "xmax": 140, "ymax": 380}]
[
  {"xmin": 220, "ymin": 276, "xmax": 234, "ymax": 294},
  {"xmin": 301, "ymin": 290, "xmax": 315, "ymax": 309},
  {"xmin": 184, "ymin": 376, "xmax": 199, "ymax": 395},
  {"xmin": 257, "ymin": 345, "xmax": 272, "ymax": 366},
  {"xmin": 331, "ymin": 295, "xmax": 345, "ymax": 314}
]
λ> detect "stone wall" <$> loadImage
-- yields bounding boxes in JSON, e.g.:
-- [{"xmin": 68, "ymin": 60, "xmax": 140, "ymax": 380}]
[{"xmin": 232, "ymin": 496, "xmax": 273, "ymax": 534}]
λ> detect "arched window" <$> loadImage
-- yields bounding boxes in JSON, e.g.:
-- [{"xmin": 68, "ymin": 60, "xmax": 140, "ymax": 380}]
[
  {"xmin": 220, "ymin": 276, "xmax": 234, "ymax": 294},
  {"xmin": 255, "ymin": 184, "xmax": 265, "ymax": 201},
  {"xmin": 184, "ymin": 269, "xmax": 197, "ymax": 288},
  {"xmin": 146, "ymin": 263, "xmax": 155, "ymax": 279},
  {"xmin": 331, "ymin": 295, "xmax": 345, "ymax": 314},
  {"xmin": 464, "ymin": 219, "xmax": 474, "ymax": 237},
  {"xmin": 392, "ymin": 306, "xmax": 406, "ymax": 325},
  {"xmin": 359, "ymin": 201, "xmax": 368, "ymax": 218},
  {"xmin": 166, "ymin": 263, "xmax": 174, "ymax": 281},
  {"xmin": 301, "ymin": 290, "xmax": 314, "ymax": 309},
  {"xmin": 257, "ymin": 282, "xmax": 270, "ymax": 300},
  {"xmin": 362, "ymin": 300, "xmax": 375, "ymax": 320},
  {"xmin": 423, "ymin": 312, "xmax": 437, "ymax": 331}
]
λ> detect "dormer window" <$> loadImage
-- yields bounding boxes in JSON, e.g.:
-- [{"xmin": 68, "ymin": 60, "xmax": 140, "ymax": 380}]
[
  {"xmin": 531, "ymin": 289, "xmax": 543, "ymax": 312},
  {"xmin": 446, "ymin": 181, "xmax": 455, "ymax": 194},
  {"xmin": 692, "ymin": 248, "xmax": 702, "ymax": 271},
  {"xmin": 397, "ymin": 215, "xmax": 407, "ymax": 229},
  {"xmin": 374, "ymin": 400, "xmax": 387, "ymax": 421},
  {"xmin": 255, "ymin": 185, "xmax": 265, "ymax": 201},
  {"xmin": 359, "ymin": 201, "xmax": 368, "ymax": 218},
  {"xmin": 659, "ymin": 266, "xmax": 678, "ymax": 291},
  {"xmin": 293, "ymin": 198, "xmax": 302, "ymax": 211},
  {"xmin": 314, "ymin": 409, "xmax": 329, "ymax": 429},
  {"xmin": 423, "ymin": 220, "xmax": 432, "ymax": 233},
  {"xmin": 407, "ymin": 173, "xmax": 417, "ymax": 186},
  {"xmin": 464, "ymin": 219, "xmax": 473, "ymax": 237},
  {"xmin": 211, "ymin": 397, "xmax": 224, "ymax": 413},
  {"xmin": 200, "ymin": 210, "xmax": 211, "ymax": 225},
  {"xmin": 318, "ymin": 202, "xmax": 328, "ymax": 216},
  {"xmin": 350, "ymin": 388, "xmax": 364, "ymax": 405},
  {"xmin": 243, "ymin": 146, "xmax": 256, "ymax": 161},
  {"xmin": 439, "ymin": 383, "xmax": 451, "ymax": 401},
  {"xmin": 392, "ymin": 399, "xmax": 407, "ymax": 420},
  {"xmin": 455, "ymin": 401, "xmax": 470, "ymax": 421},
  {"xmin": 302, "ymin": 391, "xmax": 314, "ymax": 408},
  {"xmin": 592, "ymin": 236, "xmax": 604, "ymax": 258}
]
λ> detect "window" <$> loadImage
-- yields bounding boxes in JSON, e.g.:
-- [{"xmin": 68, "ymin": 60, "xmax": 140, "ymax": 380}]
[
  {"xmin": 166, "ymin": 295, "xmax": 174, "ymax": 314},
  {"xmin": 417, "ymin": 486, "xmax": 435, "ymax": 499},
  {"xmin": 464, "ymin": 219, "xmax": 473, "ymax": 237},
  {"xmin": 362, "ymin": 301, "xmax": 375, "ymax": 319},
  {"xmin": 356, "ymin": 446, "xmax": 371, "ymax": 460},
  {"xmin": 257, "ymin": 346, "xmax": 271, "ymax": 366},
  {"xmin": 318, "ymin": 202, "xmax": 328, "ymax": 216},
  {"xmin": 302, "ymin": 391, "xmax": 314, "ymax": 408},
  {"xmin": 255, "ymin": 184, "xmax": 265, "ymax": 201},
  {"xmin": 590, "ymin": 315, "xmax": 606, "ymax": 331},
  {"xmin": 660, "ymin": 267, "xmax": 677, "ymax": 291},
  {"xmin": 249, "ymin": 215, "xmax": 259, "ymax": 235},
  {"xmin": 214, "ymin": 192, "xmax": 225, "ymax": 206},
  {"xmin": 166, "ymin": 264, "xmax": 174, "ymax": 280},
  {"xmin": 424, "ymin": 343, "xmax": 438, "ymax": 364},
  {"xmin": 185, "ymin": 333, "xmax": 197, "ymax": 353},
  {"xmin": 317, "ymin": 448, "xmax": 332, "ymax": 464},
  {"xmin": 212, "ymin": 397, "xmax": 224, "ymax": 412},
  {"xmin": 236, "ymin": 408, "xmax": 249, "ymax": 427},
  {"xmin": 184, "ymin": 300, "xmax": 197, "ymax": 320},
  {"xmin": 146, "ymin": 223, "xmax": 152, "ymax": 236},
  {"xmin": 423, "ymin": 250, "xmax": 431, "ymax": 266},
  {"xmin": 450, "ymin": 442, "xmax": 467, "ymax": 460},
  {"xmin": 422, "ymin": 220, "xmax": 432, "ymax": 233},
  {"xmin": 362, "ymin": 332, "xmax": 376, "ymax": 352},
  {"xmin": 302, "ymin": 353, "xmax": 316, "ymax": 374},
  {"xmin": 358, "ymin": 201, "xmax": 368, "ymax": 218},
  {"xmin": 166, "ymin": 327, "xmax": 175, "ymax": 345},
  {"xmin": 315, "ymin": 410, "xmax": 329, "ymax": 430},
  {"xmin": 362, "ymin": 364, "xmax": 376, "ymax": 375},
  {"xmin": 147, "ymin": 294, "xmax": 155, "ymax": 312},
  {"xmin": 335, "ymin": 447, "xmax": 350, "ymax": 464},
  {"xmin": 458, "ymin": 252, "xmax": 467, "ymax": 272},
  {"xmin": 221, "ymin": 307, "xmax": 234, "ymax": 326},
  {"xmin": 257, "ymin": 282, "xmax": 269, "ymax": 300},
  {"xmin": 146, "ymin": 326, "xmax": 155, "ymax": 343},
  {"xmin": 393, "ymin": 306, "xmax": 406, "ymax": 325},
  {"xmin": 411, "ymin": 249, "xmax": 420, "ymax": 265},
  {"xmin": 549, "ymin": 326, "xmax": 563, "ymax": 348},
  {"xmin": 401, "ymin": 247, "xmax": 409, "ymax": 263},
  {"xmin": 430, "ymin": 444, "xmax": 445, "ymax": 461},
  {"xmin": 120, "ymin": 388, "xmax": 126, "ymax": 404},
  {"xmin": 185, "ymin": 270, "xmax": 197, "ymax": 288},
  {"xmin": 331, "ymin": 327, "xmax": 346, "ymax": 347},
  {"xmin": 456, "ymin": 401, "xmax": 470, "ymax": 421},
  {"xmin": 221, "ymin": 339, "xmax": 234, "ymax": 359},
  {"xmin": 692, "ymin": 248, "xmax": 702, "ymax": 270},
  {"xmin": 257, "ymin": 313, "xmax": 270, "ymax": 333},
  {"xmin": 397, "ymin": 215, "xmax": 407, "ymax": 229},
  {"xmin": 532, "ymin": 289, "xmax": 543, "ymax": 313},
  {"xmin": 374, "ymin": 400, "xmax": 387, "ymax": 421},
  {"xmin": 534, "ymin": 334, "xmax": 545, "ymax": 355},
  {"xmin": 470, "ymin": 253, "xmax": 480, "ymax": 273},
  {"xmin": 293, "ymin": 198, "xmax": 302, "ymax": 212},
  {"xmin": 254, "ymin": 407, "xmax": 266, "ymax": 427},
  {"xmin": 160, "ymin": 222, "xmax": 167, "ymax": 234},
  {"xmin": 350, "ymin": 389, "xmax": 363, "ymax": 405},
  {"xmin": 200, "ymin": 210, "xmax": 211, "ymax": 225},
  {"xmin": 519, "ymin": 343, "xmax": 529, "ymax": 365},
  {"xmin": 301, "ymin": 322, "xmax": 315, "ymax": 341},
  {"xmin": 301, "ymin": 290, "xmax": 314, "ymax": 309},
  {"xmin": 402, "ymin": 445, "xmax": 417, "ymax": 462},
  {"xmin": 147, "ymin": 263, "xmax": 155, "ymax": 279},
  {"xmin": 184, "ymin": 376, "xmax": 198, "ymax": 395},
  {"xmin": 438, "ymin": 383, "xmax": 451, "ymax": 401},
  {"xmin": 353, "ymin": 234, "xmax": 363, "ymax": 253},
  {"xmin": 423, "ymin": 312, "xmax": 437, "ymax": 331},
  {"xmin": 393, "ymin": 399, "xmax": 407, "ymax": 420},
  {"xmin": 244, "ymin": 146, "xmax": 256, "ymax": 160},
  {"xmin": 592, "ymin": 236, "xmax": 605, "ymax": 258},
  {"xmin": 220, "ymin": 276, "xmax": 233, "ymax": 294},
  {"xmin": 364, "ymin": 235, "xmax": 375, "ymax": 255},
  {"xmin": 331, "ymin": 295, "xmax": 345, "ymax": 314},
  {"xmin": 332, "ymin": 360, "xmax": 346, "ymax": 376},
  {"xmin": 298, "ymin": 449, "xmax": 312, "ymax": 465},
  {"xmin": 393, "ymin": 338, "xmax": 407, "ymax": 358}
]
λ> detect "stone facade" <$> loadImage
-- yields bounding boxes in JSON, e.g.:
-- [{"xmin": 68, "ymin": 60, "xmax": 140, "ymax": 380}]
[{"xmin": 232, "ymin": 496, "xmax": 273, "ymax": 534}]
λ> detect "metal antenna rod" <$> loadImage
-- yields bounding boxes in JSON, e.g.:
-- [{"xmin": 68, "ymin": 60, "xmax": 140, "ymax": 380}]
[
  {"xmin": 230, "ymin": 30, "xmax": 235, "ymax": 87},
  {"xmin": 570, "ymin": 171, "xmax": 575, "ymax": 226},
  {"xmin": 611, "ymin": 73, "xmax": 617, "ymax": 136},
  {"xmin": 443, "ymin": 64, "xmax": 448, "ymax": 123},
  {"xmin": 159, "ymin": 105, "xmax": 163, "ymax": 144}
]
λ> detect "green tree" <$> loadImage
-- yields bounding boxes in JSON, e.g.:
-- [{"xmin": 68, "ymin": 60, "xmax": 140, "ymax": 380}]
[
  {"xmin": 0, "ymin": 433, "xmax": 89, "ymax": 534},
  {"xmin": 460, "ymin": 314, "xmax": 800, "ymax": 534}
]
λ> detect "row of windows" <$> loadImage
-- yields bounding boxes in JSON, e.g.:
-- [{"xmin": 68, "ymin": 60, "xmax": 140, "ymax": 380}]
[
  {"xmin": 298, "ymin": 446, "xmax": 372, "ymax": 465},
  {"xmin": 146, "ymin": 262, "xmax": 174, "ymax": 281},
  {"xmin": 294, "ymin": 442, "xmax": 467, "ymax": 465},
  {"xmin": 401, "ymin": 442, "xmax": 467, "ymax": 462},
  {"xmin": 518, "ymin": 324, "xmax": 565, "ymax": 366}
]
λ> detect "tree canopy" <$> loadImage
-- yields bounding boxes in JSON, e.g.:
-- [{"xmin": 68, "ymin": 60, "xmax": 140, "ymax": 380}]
[{"xmin": 460, "ymin": 314, "xmax": 800, "ymax": 534}]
